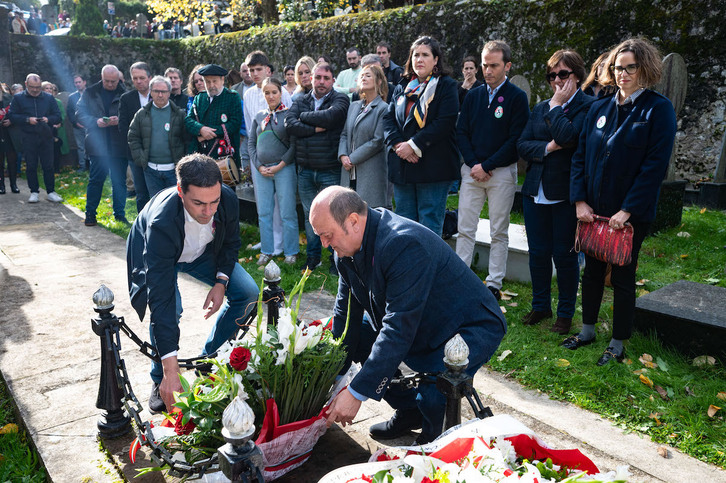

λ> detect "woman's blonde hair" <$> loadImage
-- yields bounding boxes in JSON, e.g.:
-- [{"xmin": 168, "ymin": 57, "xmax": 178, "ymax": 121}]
[{"xmin": 358, "ymin": 64, "xmax": 388, "ymax": 101}]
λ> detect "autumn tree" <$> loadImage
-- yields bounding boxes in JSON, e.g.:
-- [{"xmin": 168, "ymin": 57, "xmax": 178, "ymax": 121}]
[{"xmin": 70, "ymin": 0, "xmax": 105, "ymax": 36}]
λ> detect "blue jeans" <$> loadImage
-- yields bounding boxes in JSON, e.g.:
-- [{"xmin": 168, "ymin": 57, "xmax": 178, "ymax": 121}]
[
  {"xmin": 393, "ymin": 181, "xmax": 451, "ymax": 236},
  {"xmin": 297, "ymin": 166, "xmax": 340, "ymax": 260},
  {"xmin": 144, "ymin": 167, "xmax": 177, "ymax": 199},
  {"xmin": 253, "ymin": 164, "xmax": 299, "ymax": 256},
  {"xmin": 129, "ymin": 160, "xmax": 150, "ymax": 212},
  {"xmin": 86, "ymin": 155, "xmax": 127, "ymax": 218},
  {"xmin": 523, "ymin": 196, "xmax": 579, "ymax": 318},
  {"xmin": 149, "ymin": 248, "xmax": 259, "ymax": 383}
]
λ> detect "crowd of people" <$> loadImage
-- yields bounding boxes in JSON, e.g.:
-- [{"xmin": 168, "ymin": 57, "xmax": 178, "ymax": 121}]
[
  {"xmin": 8, "ymin": 8, "xmax": 71, "ymax": 35},
  {"xmin": 1, "ymin": 34, "xmax": 677, "ymax": 441}
]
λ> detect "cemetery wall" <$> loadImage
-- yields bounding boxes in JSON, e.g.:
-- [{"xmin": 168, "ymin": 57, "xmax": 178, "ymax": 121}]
[{"xmin": 9, "ymin": 0, "xmax": 725, "ymax": 182}]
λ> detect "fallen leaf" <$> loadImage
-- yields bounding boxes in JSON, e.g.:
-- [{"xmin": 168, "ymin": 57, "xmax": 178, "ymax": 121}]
[
  {"xmin": 497, "ymin": 350, "xmax": 512, "ymax": 362},
  {"xmin": 685, "ymin": 386, "xmax": 696, "ymax": 397},
  {"xmin": 555, "ymin": 359, "xmax": 570, "ymax": 367},
  {"xmin": 636, "ymin": 279, "xmax": 650, "ymax": 286},
  {"xmin": 623, "ymin": 358, "xmax": 633, "ymax": 365},
  {"xmin": 639, "ymin": 354, "xmax": 658, "ymax": 368},
  {"xmin": 633, "ymin": 368, "xmax": 648, "ymax": 375},
  {"xmin": 640, "ymin": 353, "xmax": 653, "ymax": 362},
  {"xmin": 500, "ymin": 306, "xmax": 507, "ymax": 313},
  {"xmin": 717, "ymin": 392, "xmax": 726, "ymax": 401},
  {"xmin": 676, "ymin": 231, "xmax": 691, "ymax": 238},
  {"xmin": 655, "ymin": 385, "xmax": 669, "ymax": 400},
  {"xmin": 680, "ymin": 254, "xmax": 689, "ymax": 259},
  {"xmin": 501, "ymin": 289, "xmax": 518, "ymax": 297},
  {"xmin": 500, "ymin": 293, "xmax": 512, "ymax": 301},
  {"xmin": 707, "ymin": 405, "xmax": 721, "ymax": 418},
  {"xmin": 700, "ymin": 207, "xmax": 707, "ymax": 214},
  {"xmin": 507, "ymin": 302, "xmax": 518, "ymax": 307},
  {"xmin": 693, "ymin": 355, "xmax": 716, "ymax": 366},
  {"xmin": 0, "ymin": 424, "xmax": 18, "ymax": 434},
  {"xmin": 704, "ymin": 278, "xmax": 721, "ymax": 285},
  {"xmin": 637, "ymin": 288, "xmax": 650, "ymax": 297},
  {"xmin": 657, "ymin": 446, "xmax": 670, "ymax": 458},
  {"xmin": 656, "ymin": 357, "xmax": 669, "ymax": 372},
  {"xmin": 649, "ymin": 413, "xmax": 662, "ymax": 425},
  {"xmin": 640, "ymin": 374, "xmax": 654, "ymax": 388}
]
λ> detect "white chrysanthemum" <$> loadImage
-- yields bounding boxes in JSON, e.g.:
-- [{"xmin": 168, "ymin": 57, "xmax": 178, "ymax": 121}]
[{"xmin": 495, "ymin": 436, "xmax": 518, "ymax": 468}]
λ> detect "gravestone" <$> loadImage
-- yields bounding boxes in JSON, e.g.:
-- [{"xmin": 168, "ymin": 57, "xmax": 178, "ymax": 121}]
[
  {"xmin": 697, "ymin": 131, "xmax": 726, "ymax": 208},
  {"xmin": 651, "ymin": 53, "xmax": 688, "ymax": 233},
  {"xmin": 634, "ymin": 280, "xmax": 726, "ymax": 362}
]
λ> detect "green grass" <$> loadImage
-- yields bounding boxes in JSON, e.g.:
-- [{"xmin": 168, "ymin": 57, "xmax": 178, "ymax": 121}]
[
  {"xmin": 0, "ymin": 376, "xmax": 47, "ymax": 482},
  {"xmin": 50, "ymin": 168, "xmax": 726, "ymax": 469}
]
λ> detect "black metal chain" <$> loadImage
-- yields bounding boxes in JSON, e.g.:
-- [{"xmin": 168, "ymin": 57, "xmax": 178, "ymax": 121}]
[{"xmin": 106, "ymin": 311, "xmax": 255, "ymax": 478}]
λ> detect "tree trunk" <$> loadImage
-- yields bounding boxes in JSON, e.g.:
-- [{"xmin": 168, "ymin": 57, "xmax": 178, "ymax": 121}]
[{"xmin": 260, "ymin": 0, "xmax": 278, "ymax": 24}]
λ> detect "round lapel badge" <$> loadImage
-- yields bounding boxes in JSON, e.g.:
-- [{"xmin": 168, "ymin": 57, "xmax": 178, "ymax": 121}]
[
  {"xmin": 497, "ymin": 96, "xmax": 504, "ymax": 103},
  {"xmin": 494, "ymin": 106, "xmax": 504, "ymax": 118},
  {"xmin": 221, "ymin": 113, "xmax": 228, "ymax": 123},
  {"xmin": 164, "ymin": 122, "xmax": 170, "ymax": 132},
  {"xmin": 596, "ymin": 115, "xmax": 606, "ymax": 129}
]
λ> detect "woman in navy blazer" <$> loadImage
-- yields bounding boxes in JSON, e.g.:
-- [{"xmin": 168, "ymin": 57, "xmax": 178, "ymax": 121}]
[
  {"xmin": 517, "ymin": 50, "xmax": 595, "ymax": 336},
  {"xmin": 383, "ymin": 36, "xmax": 460, "ymax": 236},
  {"xmin": 565, "ymin": 38, "xmax": 677, "ymax": 365}
]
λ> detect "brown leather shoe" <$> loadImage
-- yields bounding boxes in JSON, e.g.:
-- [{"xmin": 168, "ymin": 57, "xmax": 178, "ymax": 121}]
[
  {"xmin": 550, "ymin": 317, "xmax": 572, "ymax": 335},
  {"xmin": 522, "ymin": 309, "xmax": 552, "ymax": 325}
]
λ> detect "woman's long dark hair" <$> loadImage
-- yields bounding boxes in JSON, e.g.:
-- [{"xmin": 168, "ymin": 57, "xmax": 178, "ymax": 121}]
[{"xmin": 402, "ymin": 36, "xmax": 452, "ymax": 79}]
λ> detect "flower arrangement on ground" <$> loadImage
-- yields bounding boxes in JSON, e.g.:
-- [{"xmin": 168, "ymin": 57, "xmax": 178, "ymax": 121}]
[{"xmin": 134, "ymin": 270, "xmax": 349, "ymax": 477}]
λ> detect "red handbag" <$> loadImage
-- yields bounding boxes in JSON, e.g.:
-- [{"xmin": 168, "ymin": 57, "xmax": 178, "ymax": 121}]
[{"xmin": 575, "ymin": 215, "xmax": 634, "ymax": 266}]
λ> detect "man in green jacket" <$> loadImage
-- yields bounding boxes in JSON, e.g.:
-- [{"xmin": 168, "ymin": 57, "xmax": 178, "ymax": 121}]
[
  {"xmin": 184, "ymin": 64, "xmax": 242, "ymax": 165},
  {"xmin": 128, "ymin": 76, "xmax": 187, "ymax": 197}
]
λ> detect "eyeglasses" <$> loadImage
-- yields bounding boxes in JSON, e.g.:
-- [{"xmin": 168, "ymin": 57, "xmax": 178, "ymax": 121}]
[
  {"xmin": 610, "ymin": 63, "xmax": 639, "ymax": 75},
  {"xmin": 545, "ymin": 70, "xmax": 574, "ymax": 82},
  {"xmin": 151, "ymin": 89, "xmax": 170, "ymax": 94}
]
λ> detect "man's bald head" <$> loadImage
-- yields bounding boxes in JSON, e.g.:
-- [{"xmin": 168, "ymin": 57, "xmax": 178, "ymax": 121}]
[
  {"xmin": 311, "ymin": 187, "xmax": 367, "ymax": 227},
  {"xmin": 310, "ymin": 187, "xmax": 368, "ymax": 258}
]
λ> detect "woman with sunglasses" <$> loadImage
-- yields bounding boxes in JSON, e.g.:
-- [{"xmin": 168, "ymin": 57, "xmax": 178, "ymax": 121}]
[
  {"xmin": 566, "ymin": 38, "xmax": 677, "ymax": 366},
  {"xmin": 517, "ymin": 50, "xmax": 595, "ymax": 335}
]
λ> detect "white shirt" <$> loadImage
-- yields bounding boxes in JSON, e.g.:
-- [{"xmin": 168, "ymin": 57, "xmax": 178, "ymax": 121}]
[
  {"xmin": 244, "ymin": 85, "xmax": 293, "ymax": 136},
  {"xmin": 138, "ymin": 91, "xmax": 150, "ymax": 108},
  {"xmin": 177, "ymin": 207, "xmax": 214, "ymax": 264}
]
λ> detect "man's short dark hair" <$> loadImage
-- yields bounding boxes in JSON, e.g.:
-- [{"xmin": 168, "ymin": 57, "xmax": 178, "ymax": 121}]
[
  {"xmin": 313, "ymin": 62, "xmax": 334, "ymax": 76},
  {"xmin": 376, "ymin": 41, "xmax": 392, "ymax": 53},
  {"xmin": 130, "ymin": 61, "xmax": 152, "ymax": 77},
  {"xmin": 73, "ymin": 74, "xmax": 85, "ymax": 81},
  {"xmin": 176, "ymin": 154, "xmax": 222, "ymax": 193},
  {"xmin": 328, "ymin": 188, "xmax": 368, "ymax": 228},
  {"xmin": 482, "ymin": 40, "xmax": 512, "ymax": 64},
  {"xmin": 245, "ymin": 51, "xmax": 269, "ymax": 68},
  {"xmin": 164, "ymin": 67, "xmax": 183, "ymax": 80},
  {"xmin": 346, "ymin": 47, "xmax": 360, "ymax": 56}
]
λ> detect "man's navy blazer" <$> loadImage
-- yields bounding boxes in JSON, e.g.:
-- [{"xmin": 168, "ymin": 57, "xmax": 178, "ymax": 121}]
[
  {"xmin": 332, "ymin": 208, "xmax": 506, "ymax": 401},
  {"xmin": 126, "ymin": 184, "xmax": 241, "ymax": 356}
]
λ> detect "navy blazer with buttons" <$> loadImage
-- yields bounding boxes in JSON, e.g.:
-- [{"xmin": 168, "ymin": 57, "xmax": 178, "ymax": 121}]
[
  {"xmin": 332, "ymin": 208, "xmax": 506, "ymax": 401},
  {"xmin": 126, "ymin": 184, "xmax": 242, "ymax": 356},
  {"xmin": 570, "ymin": 90, "xmax": 677, "ymax": 223},
  {"xmin": 383, "ymin": 75, "xmax": 460, "ymax": 184},
  {"xmin": 517, "ymin": 89, "xmax": 595, "ymax": 200}
]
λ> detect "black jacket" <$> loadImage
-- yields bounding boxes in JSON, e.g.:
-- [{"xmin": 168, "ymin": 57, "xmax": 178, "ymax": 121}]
[
  {"xmin": 119, "ymin": 89, "xmax": 149, "ymax": 158},
  {"xmin": 7, "ymin": 90, "xmax": 61, "ymax": 137},
  {"xmin": 76, "ymin": 81, "xmax": 126, "ymax": 157},
  {"xmin": 285, "ymin": 89, "xmax": 350, "ymax": 170},
  {"xmin": 517, "ymin": 90, "xmax": 595, "ymax": 200}
]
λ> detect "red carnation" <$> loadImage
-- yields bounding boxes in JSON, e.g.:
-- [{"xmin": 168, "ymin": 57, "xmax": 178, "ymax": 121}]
[
  {"xmin": 229, "ymin": 347, "xmax": 252, "ymax": 371},
  {"xmin": 174, "ymin": 412, "xmax": 196, "ymax": 435}
]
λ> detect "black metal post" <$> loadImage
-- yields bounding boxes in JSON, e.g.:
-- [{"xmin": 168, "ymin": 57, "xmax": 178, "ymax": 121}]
[
  {"xmin": 218, "ymin": 440, "xmax": 265, "ymax": 482},
  {"xmin": 91, "ymin": 285, "xmax": 131, "ymax": 438},
  {"xmin": 436, "ymin": 360, "xmax": 471, "ymax": 430},
  {"xmin": 262, "ymin": 260, "xmax": 285, "ymax": 328}
]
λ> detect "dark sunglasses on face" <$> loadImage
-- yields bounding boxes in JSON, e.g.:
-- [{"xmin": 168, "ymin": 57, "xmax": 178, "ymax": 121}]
[
  {"xmin": 610, "ymin": 63, "xmax": 640, "ymax": 75},
  {"xmin": 546, "ymin": 70, "xmax": 574, "ymax": 82}
]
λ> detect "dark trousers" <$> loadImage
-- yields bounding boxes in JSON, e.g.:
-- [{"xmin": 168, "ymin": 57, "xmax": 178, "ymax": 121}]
[
  {"xmin": 23, "ymin": 135, "xmax": 55, "ymax": 193},
  {"xmin": 129, "ymin": 160, "xmax": 150, "ymax": 213},
  {"xmin": 523, "ymin": 197, "xmax": 580, "ymax": 318},
  {"xmin": 581, "ymin": 220, "xmax": 650, "ymax": 340}
]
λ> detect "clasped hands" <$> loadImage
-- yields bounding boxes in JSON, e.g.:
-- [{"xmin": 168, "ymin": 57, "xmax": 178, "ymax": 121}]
[
  {"xmin": 394, "ymin": 142, "xmax": 419, "ymax": 164},
  {"xmin": 576, "ymin": 201, "xmax": 630, "ymax": 230},
  {"xmin": 198, "ymin": 126, "xmax": 217, "ymax": 141}
]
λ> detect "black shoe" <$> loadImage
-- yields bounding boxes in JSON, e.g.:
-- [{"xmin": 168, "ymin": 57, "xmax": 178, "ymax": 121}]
[
  {"xmin": 487, "ymin": 286, "xmax": 501, "ymax": 300},
  {"xmin": 414, "ymin": 432, "xmax": 438, "ymax": 446},
  {"xmin": 329, "ymin": 263, "xmax": 338, "ymax": 276},
  {"xmin": 597, "ymin": 347, "xmax": 626, "ymax": 366},
  {"xmin": 550, "ymin": 317, "xmax": 573, "ymax": 335},
  {"xmin": 522, "ymin": 309, "xmax": 553, "ymax": 325},
  {"xmin": 10, "ymin": 183, "xmax": 19, "ymax": 193},
  {"xmin": 0, "ymin": 180, "xmax": 5, "ymax": 194},
  {"xmin": 115, "ymin": 216, "xmax": 130, "ymax": 225},
  {"xmin": 561, "ymin": 334, "xmax": 596, "ymax": 350},
  {"xmin": 369, "ymin": 409, "xmax": 423, "ymax": 440},
  {"xmin": 84, "ymin": 215, "xmax": 97, "ymax": 227},
  {"xmin": 302, "ymin": 257, "xmax": 321, "ymax": 272},
  {"xmin": 127, "ymin": 190, "xmax": 136, "ymax": 199},
  {"xmin": 149, "ymin": 382, "xmax": 165, "ymax": 414}
]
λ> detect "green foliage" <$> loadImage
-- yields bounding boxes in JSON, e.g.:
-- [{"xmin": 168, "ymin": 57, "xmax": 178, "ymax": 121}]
[
  {"xmin": 70, "ymin": 0, "xmax": 105, "ymax": 37},
  {"xmin": 112, "ymin": 1, "xmax": 151, "ymax": 22}
]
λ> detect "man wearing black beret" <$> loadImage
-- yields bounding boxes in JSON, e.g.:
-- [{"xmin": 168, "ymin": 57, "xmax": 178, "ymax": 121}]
[{"xmin": 184, "ymin": 64, "xmax": 242, "ymax": 166}]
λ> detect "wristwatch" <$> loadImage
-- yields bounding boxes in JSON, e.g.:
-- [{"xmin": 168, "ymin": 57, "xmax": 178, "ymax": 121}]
[{"xmin": 215, "ymin": 277, "xmax": 229, "ymax": 289}]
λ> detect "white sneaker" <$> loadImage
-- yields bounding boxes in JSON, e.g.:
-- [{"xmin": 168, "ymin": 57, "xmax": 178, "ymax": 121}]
[
  {"xmin": 28, "ymin": 192, "xmax": 39, "ymax": 203},
  {"xmin": 284, "ymin": 255, "xmax": 298, "ymax": 265},
  {"xmin": 47, "ymin": 191, "xmax": 63, "ymax": 203},
  {"xmin": 257, "ymin": 254, "xmax": 272, "ymax": 266},
  {"xmin": 251, "ymin": 242, "xmax": 262, "ymax": 251}
]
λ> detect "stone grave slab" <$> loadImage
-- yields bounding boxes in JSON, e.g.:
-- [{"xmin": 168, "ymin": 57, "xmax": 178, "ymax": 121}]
[{"xmin": 634, "ymin": 280, "xmax": 726, "ymax": 360}]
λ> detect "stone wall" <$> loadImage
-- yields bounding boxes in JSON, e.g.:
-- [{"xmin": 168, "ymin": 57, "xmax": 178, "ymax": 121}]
[{"xmin": 8, "ymin": 0, "xmax": 725, "ymax": 181}]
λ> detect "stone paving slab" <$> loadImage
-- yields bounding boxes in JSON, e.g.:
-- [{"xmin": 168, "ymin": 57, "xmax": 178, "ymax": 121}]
[{"xmin": 1, "ymin": 178, "xmax": 725, "ymax": 483}]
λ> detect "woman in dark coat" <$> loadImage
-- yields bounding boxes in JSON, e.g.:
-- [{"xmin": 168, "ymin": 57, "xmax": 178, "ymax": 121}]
[
  {"xmin": 517, "ymin": 50, "xmax": 595, "ymax": 335},
  {"xmin": 565, "ymin": 38, "xmax": 677, "ymax": 366},
  {"xmin": 383, "ymin": 36, "xmax": 459, "ymax": 236},
  {"xmin": 0, "ymin": 84, "xmax": 19, "ymax": 194}
]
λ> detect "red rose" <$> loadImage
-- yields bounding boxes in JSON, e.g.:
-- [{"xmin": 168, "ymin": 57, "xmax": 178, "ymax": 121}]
[
  {"xmin": 229, "ymin": 347, "xmax": 252, "ymax": 371},
  {"xmin": 174, "ymin": 412, "xmax": 196, "ymax": 435}
]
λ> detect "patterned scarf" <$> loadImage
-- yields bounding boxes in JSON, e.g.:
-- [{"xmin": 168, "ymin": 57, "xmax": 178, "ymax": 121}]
[
  {"xmin": 261, "ymin": 103, "xmax": 287, "ymax": 131},
  {"xmin": 404, "ymin": 74, "xmax": 439, "ymax": 128}
]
